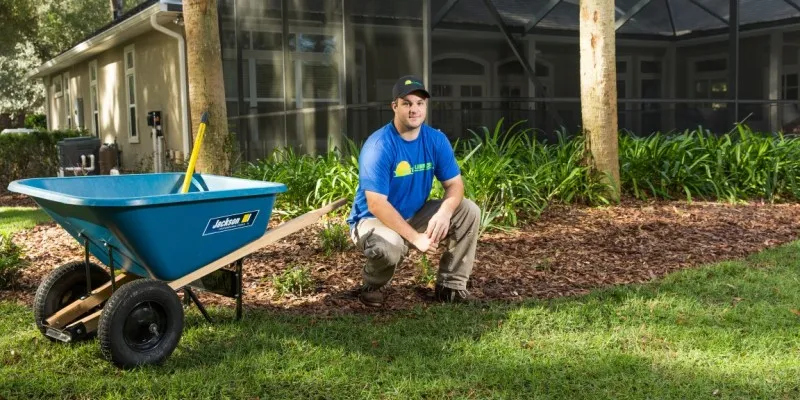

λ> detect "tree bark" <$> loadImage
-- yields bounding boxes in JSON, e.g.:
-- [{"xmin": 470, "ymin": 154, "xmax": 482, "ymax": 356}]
[
  {"xmin": 184, "ymin": 0, "xmax": 230, "ymax": 175},
  {"xmin": 579, "ymin": 0, "xmax": 620, "ymax": 200}
]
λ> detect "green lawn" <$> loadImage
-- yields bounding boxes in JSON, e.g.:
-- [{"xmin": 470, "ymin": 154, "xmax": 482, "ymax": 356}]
[
  {"xmin": 1, "ymin": 238, "xmax": 799, "ymax": 399},
  {"xmin": 0, "ymin": 207, "xmax": 50, "ymax": 236}
]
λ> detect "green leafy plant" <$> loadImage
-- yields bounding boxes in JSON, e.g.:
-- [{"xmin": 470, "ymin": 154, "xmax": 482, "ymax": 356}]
[
  {"xmin": 24, "ymin": 113, "xmax": 46, "ymax": 130},
  {"xmin": 619, "ymin": 125, "xmax": 800, "ymax": 202},
  {"xmin": 416, "ymin": 254, "xmax": 436, "ymax": 288},
  {"xmin": 318, "ymin": 220, "xmax": 351, "ymax": 256},
  {"xmin": 0, "ymin": 233, "xmax": 27, "ymax": 289},
  {"xmin": 236, "ymin": 138, "xmax": 359, "ymax": 218},
  {"xmin": 272, "ymin": 265, "xmax": 315, "ymax": 298}
]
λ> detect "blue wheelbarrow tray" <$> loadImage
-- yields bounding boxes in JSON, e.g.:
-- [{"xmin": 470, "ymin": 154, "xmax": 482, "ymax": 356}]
[{"xmin": 8, "ymin": 173, "xmax": 287, "ymax": 281}]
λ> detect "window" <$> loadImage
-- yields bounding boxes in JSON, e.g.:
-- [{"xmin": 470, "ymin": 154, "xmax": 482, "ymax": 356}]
[
  {"xmin": 124, "ymin": 45, "xmax": 138, "ymax": 143},
  {"xmin": 219, "ymin": 27, "xmax": 342, "ymax": 111},
  {"xmin": 691, "ymin": 56, "xmax": 727, "ymax": 110},
  {"xmin": 53, "ymin": 75, "xmax": 63, "ymax": 98},
  {"xmin": 297, "ymin": 61, "xmax": 339, "ymax": 101},
  {"xmin": 289, "ymin": 33, "xmax": 336, "ymax": 54},
  {"xmin": 460, "ymin": 85, "xmax": 482, "ymax": 110},
  {"xmin": 89, "ymin": 60, "xmax": 99, "ymax": 137},
  {"xmin": 63, "ymin": 72, "xmax": 72, "ymax": 129},
  {"xmin": 782, "ymin": 73, "xmax": 798, "ymax": 100},
  {"xmin": 639, "ymin": 58, "xmax": 663, "ymax": 135}
]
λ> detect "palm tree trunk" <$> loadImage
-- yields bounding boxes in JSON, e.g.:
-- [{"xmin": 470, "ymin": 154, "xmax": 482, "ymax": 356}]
[
  {"xmin": 579, "ymin": 0, "xmax": 620, "ymax": 200},
  {"xmin": 184, "ymin": 0, "xmax": 230, "ymax": 175}
]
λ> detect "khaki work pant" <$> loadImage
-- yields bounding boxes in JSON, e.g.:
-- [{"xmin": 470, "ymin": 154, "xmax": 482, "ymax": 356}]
[{"xmin": 351, "ymin": 199, "xmax": 481, "ymax": 290}]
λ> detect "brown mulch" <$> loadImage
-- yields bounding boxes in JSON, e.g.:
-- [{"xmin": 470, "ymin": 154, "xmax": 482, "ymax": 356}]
[
  {"xmin": 2, "ymin": 195, "xmax": 800, "ymax": 316},
  {"xmin": 0, "ymin": 193, "xmax": 37, "ymax": 208}
]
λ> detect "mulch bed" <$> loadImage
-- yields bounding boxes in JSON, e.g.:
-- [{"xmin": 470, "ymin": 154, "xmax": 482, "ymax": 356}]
[
  {"xmin": 3, "ymin": 194, "xmax": 800, "ymax": 316},
  {"xmin": 0, "ymin": 193, "xmax": 37, "ymax": 208}
]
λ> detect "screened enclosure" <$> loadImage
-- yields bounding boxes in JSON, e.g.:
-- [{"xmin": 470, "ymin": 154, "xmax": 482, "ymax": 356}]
[{"xmin": 218, "ymin": 0, "xmax": 800, "ymax": 160}]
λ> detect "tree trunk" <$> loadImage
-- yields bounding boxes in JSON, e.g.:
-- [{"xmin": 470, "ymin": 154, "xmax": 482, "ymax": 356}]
[
  {"xmin": 184, "ymin": 0, "xmax": 230, "ymax": 175},
  {"xmin": 579, "ymin": 0, "xmax": 620, "ymax": 200}
]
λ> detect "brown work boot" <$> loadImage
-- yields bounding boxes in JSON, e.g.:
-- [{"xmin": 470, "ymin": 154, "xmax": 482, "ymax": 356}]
[
  {"xmin": 358, "ymin": 285, "xmax": 384, "ymax": 307},
  {"xmin": 434, "ymin": 284, "xmax": 476, "ymax": 304}
]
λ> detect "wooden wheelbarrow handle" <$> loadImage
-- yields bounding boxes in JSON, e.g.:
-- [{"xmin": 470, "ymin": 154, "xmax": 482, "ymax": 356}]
[{"xmin": 169, "ymin": 197, "xmax": 348, "ymax": 290}]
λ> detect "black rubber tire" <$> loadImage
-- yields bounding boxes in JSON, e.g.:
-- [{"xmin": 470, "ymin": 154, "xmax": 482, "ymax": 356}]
[
  {"xmin": 98, "ymin": 279, "xmax": 183, "ymax": 369},
  {"xmin": 33, "ymin": 260, "xmax": 111, "ymax": 340}
]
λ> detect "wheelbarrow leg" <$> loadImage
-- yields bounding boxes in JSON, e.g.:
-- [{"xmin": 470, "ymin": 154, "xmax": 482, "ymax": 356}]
[
  {"xmin": 81, "ymin": 234, "xmax": 92, "ymax": 297},
  {"xmin": 183, "ymin": 287, "xmax": 213, "ymax": 323},
  {"xmin": 235, "ymin": 259, "xmax": 243, "ymax": 321}
]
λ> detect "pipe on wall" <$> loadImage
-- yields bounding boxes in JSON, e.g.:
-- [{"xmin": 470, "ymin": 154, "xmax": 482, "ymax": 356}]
[{"xmin": 150, "ymin": 14, "xmax": 190, "ymax": 158}]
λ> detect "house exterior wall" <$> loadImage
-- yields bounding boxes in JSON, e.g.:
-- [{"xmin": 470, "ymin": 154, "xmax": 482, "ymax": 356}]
[{"xmin": 44, "ymin": 25, "xmax": 185, "ymax": 171}]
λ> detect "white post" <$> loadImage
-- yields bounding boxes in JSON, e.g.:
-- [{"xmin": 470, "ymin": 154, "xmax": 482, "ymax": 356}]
[{"xmin": 769, "ymin": 32, "xmax": 782, "ymax": 132}]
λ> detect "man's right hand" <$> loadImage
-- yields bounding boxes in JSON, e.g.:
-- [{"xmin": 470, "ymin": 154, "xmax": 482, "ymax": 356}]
[{"xmin": 412, "ymin": 233, "xmax": 437, "ymax": 253}]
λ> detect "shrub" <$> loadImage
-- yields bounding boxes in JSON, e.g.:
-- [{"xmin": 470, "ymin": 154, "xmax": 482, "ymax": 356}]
[
  {"xmin": 0, "ymin": 129, "xmax": 86, "ymax": 192},
  {"xmin": 0, "ymin": 233, "xmax": 27, "ymax": 289},
  {"xmin": 453, "ymin": 120, "xmax": 610, "ymax": 232},
  {"xmin": 318, "ymin": 219, "xmax": 351, "ymax": 256},
  {"xmin": 271, "ymin": 265, "xmax": 315, "ymax": 298},
  {"xmin": 619, "ymin": 125, "xmax": 800, "ymax": 202},
  {"xmin": 236, "ymin": 139, "xmax": 359, "ymax": 218},
  {"xmin": 24, "ymin": 114, "xmax": 46, "ymax": 130}
]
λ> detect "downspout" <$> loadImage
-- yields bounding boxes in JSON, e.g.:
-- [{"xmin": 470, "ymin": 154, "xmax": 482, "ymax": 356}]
[{"xmin": 150, "ymin": 14, "xmax": 190, "ymax": 157}]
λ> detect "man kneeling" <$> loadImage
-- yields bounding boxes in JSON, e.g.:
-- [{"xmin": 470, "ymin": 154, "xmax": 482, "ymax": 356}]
[{"xmin": 347, "ymin": 75, "xmax": 481, "ymax": 307}]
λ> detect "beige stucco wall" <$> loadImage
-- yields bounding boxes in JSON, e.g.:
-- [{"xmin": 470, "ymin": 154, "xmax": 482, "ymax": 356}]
[{"xmin": 45, "ymin": 24, "xmax": 186, "ymax": 171}]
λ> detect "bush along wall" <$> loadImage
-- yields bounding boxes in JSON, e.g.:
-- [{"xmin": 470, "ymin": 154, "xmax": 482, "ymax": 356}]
[
  {"xmin": 236, "ymin": 121, "xmax": 800, "ymax": 232},
  {"xmin": 0, "ymin": 130, "xmax": 86, "ymax": 192}
]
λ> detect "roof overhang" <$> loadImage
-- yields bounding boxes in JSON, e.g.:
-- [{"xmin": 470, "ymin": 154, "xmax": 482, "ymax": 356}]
[{"xmin": 29, "ymin": 1, "xmax": 183, "ymax": 79}]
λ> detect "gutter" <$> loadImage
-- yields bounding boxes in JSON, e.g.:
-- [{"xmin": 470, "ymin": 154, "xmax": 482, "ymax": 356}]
[{"xmin": 150, "ymin": 14, "xmax": 190, "ymax": 158}]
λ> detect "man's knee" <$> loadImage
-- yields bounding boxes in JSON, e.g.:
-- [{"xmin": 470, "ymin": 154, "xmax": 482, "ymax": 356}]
[
  {"xmin": 362, "ymin": 235, "xmax": 406, "ymax": 266},
  {"xmin": 460, "ymin": 198, "xmax": 481, "ymax": 223}
]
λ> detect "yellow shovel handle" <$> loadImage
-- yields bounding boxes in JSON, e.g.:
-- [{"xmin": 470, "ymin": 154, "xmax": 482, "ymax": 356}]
[{"xmin": 180, "ymin": 111, "xmax": 209, "ymax": 193}]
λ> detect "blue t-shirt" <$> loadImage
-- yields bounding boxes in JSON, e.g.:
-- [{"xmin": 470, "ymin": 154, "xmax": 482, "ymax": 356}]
[{"xmin": 347, "ymin": 121, "xmax": 461, "ymax": 228}]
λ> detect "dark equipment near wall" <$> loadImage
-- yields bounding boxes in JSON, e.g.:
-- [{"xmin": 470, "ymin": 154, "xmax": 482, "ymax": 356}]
[
  {"xmin": 147, "ymin": 111, "xmax": 162, "ymax": 137},
  {"xmin": 57, "ymin": 137, "xmax": 101, "ymax": 176}
]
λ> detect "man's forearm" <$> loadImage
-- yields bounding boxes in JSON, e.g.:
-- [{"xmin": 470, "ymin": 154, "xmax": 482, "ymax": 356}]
[
  {"xmin": 439, "ymin": 180, "xmax": 464, "ymax": 216},
  {"xmin": 368, "ymin": 197, "xmax": 420, "ymax": 242}
]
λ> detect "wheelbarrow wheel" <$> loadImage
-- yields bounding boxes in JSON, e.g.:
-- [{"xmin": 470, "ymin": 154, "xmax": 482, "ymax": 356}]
[
  {"xmin": 98, "ymin": 279, "xmax": 183, "ymax": 369},
  {"xmin": 33, "ymin": 260, "xmax": 110, "ymax": 341}
]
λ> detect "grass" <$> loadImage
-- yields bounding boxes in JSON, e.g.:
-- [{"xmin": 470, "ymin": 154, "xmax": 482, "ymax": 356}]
[
  {"xmin": 2, "ymin": 240, "xmax": 799, "ymax": 398},
  {"xmin": 0, "ymin": 207, "xmax": 50, "ymax": 236}
]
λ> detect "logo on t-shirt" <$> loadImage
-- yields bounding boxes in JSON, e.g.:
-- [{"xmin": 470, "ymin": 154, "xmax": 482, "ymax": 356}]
[{"xmin": 394, "ymin": 160, "xmax": 433, "ymax": 177}]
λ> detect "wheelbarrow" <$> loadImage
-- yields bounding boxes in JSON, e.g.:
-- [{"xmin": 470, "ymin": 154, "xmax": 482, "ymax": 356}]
[{"xmin": 8, "ymin": 172, "xmax": 345, "ymax": 368}]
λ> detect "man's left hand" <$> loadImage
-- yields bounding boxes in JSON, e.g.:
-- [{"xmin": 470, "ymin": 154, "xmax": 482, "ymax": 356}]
[{"xmin": 425, "ymin": 209, "xmax": 452, "ymax": 243}]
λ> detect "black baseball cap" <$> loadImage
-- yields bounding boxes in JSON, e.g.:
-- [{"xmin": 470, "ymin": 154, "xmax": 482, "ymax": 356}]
[{"xmin": 392, "ymin": 75, "xmax": 430, "ymax": 100}]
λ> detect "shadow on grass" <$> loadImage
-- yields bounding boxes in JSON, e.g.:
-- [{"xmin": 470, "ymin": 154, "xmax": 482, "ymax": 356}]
[{"xmin": 2, "ymin": 243, "xmax": 799, "ymax": 398}]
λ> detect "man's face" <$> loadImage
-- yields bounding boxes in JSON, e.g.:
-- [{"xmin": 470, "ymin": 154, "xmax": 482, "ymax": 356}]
[{"xmin": 392, "ymin": 92, "xmax": 428, "ymax": 130}]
